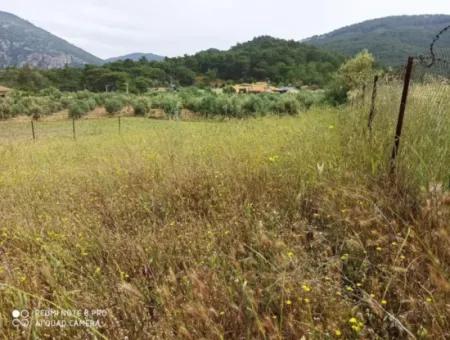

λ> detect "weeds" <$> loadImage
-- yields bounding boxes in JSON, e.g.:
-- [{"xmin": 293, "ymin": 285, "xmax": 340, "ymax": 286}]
[{"xmin": 0, "ymin": 82, "xmax": 449, "ymax": 338}]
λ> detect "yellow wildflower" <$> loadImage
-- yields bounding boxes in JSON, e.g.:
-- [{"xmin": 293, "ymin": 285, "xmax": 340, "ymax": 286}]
[
  {"xmin": 349, "ymin": 317, "xmax": 358, "ymax": 324},
  {"xmin": 302, "ymin": 284, "xmax": 311, "ymax": 292}
]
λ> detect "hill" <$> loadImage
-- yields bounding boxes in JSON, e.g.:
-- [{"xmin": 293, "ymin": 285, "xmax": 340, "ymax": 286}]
[
  {"xmin": 305, "ymin": 15, "xmax": 450, "ymax": 66},
  {"xmin": 0, "ymin": 35, "xmax": 345, "ymax": 92},
  {"xmin": 105, "ymin": 52, "xmax": 165, "ymax": 63},
  {"xmin": 168, "ymin": 36, "xmax": 344, "ymax": 86},
  {"xmin": 0, "ymin": 11, "xmax": 103, "ymax": 69}
]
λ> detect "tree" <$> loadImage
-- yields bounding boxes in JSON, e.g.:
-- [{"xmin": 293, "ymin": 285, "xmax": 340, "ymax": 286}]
[
  {"xmin": 104, "ymin": 98, "xmax": 124, "ymax": 115},
  {"xmin": 325, "ymin": 50, "xmax": 376, "ymax": 105},
  {"xmin": 68, "ymin": 100, "xmax": 89, "ymax": 119},
  {"xmin": 337, "ymin": 50, "xmax": 375, "ymax": 90}
]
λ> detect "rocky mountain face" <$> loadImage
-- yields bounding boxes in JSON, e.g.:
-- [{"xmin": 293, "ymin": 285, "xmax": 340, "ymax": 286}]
[{"xmin": 0, "ymin": 10, "xmax": 103, "ymax": 69}]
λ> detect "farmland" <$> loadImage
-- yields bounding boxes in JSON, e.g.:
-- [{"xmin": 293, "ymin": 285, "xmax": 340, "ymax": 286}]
[{"xmin": 0, "ymin": 80, "xmax": 449, "ymax": 338}]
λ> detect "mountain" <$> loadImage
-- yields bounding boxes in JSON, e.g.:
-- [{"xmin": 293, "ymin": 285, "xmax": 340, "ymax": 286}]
[
  {"xmin": 0, "ymin": 11, "xmax": 102, "ymax": 69},
  {"xmin": 106, "ymin": 53, "xmax": 165, "ymax": 63},
  {"xmin": 305, "ymin": 15, "xmax": 450, "ymax": 66},
  {"xmin": 169, "ymin": 36, "xmax": 345, "ymax": 85}
]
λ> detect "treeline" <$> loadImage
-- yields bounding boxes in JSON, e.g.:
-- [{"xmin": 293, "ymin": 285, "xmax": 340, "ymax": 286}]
[{"xmin": 0, "ymin": 36, "xmax": 344, "ymax": 93}]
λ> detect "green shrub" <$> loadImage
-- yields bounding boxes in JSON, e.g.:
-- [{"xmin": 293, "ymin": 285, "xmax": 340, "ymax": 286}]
[
  {"xmin": 86, "ymin": 98, "xmax": 97, "ymax": 111},
  {"xmin": 198, "ymin": 94, "xmax": 217, "ymax": 117},
  {"xmin": 0, "ymin": 98, "xmax": 12, "ymax": 119},
  {"xmin": 241, "ymin": 95, "xmax": 266, "ymax": 116},
  {"xmin": 94, "ymin": 94, "xmax": 107, "ymax": 106},
  {"xmin": 132, "ymin": 98, "xmax": 150, "ymax": 116},
  {"xmin": 68, "ymin": 100, "xmax": 89, "ymax": 119},
  {"xmin": 39, "ymin": 87, "xmax": 62, "ymax": 99},
  {"xmin": 60, "ymin": 96, "xmax": 72, "ymax": 109},
  {"xmin": 296, "ymin": 90, "xmax": 326, "ymax": 109},
  {"xmin": 152, "ymin": 95, "xmax": 181, "ymax": 118},
  {"xmin": 28, "ymin": 104, "xmax": 44, "ymax": 120},
  {"xmin": 271, "ymin": 95, "xmax": 301, "ymax": 115},
  {"xmin": 11, "ymin": 102, "xmax": 26, "ymax": 116},
  {"xmin": 75, "ymin": 90, "xmax": 94, "ymax": 100},
  {"xmin": 182, "ymin": 94, "xmax": 202, "ymax": 112},
  {"xmin": 325, "ymin": 80, "xmax": 349, "ymax": 105},
  {"xmin": 104, "ymin": 98, "xmax": 124, "ymax": 115}
]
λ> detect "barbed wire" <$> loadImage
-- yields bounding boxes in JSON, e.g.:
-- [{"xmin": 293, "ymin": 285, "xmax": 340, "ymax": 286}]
[{"xmin": 416, "ymin": 24, "xmax": 450, "ymax": 68}]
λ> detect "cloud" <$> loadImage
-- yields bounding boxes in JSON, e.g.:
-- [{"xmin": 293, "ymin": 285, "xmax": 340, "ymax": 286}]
[{"xmin": 1, "ymin": 0, "xmax": 449, "ymax": 59}]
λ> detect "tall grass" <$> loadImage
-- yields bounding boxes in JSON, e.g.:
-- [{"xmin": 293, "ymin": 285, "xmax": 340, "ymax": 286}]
[{"xmin": 0, "ymin": 83, "xmax": 448, "ymax": 339}]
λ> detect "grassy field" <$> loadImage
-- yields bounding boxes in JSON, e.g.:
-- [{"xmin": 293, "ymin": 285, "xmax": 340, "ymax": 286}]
[{"xmin": 0, "ymin": 85, "xmax": 449, "ymax": 339}]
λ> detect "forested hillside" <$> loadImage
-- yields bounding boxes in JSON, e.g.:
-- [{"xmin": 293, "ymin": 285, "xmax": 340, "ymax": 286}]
[
  {"xmin": 171, "ymin": 36, "xmax": 344, "ymax": 85},
  {"xmin": 0, "ymin": 36, "xmax": 344, "ymax": 92},
  {"xmin": 305, "ymin": 15, "xmax": 450, "ymax": 66}
]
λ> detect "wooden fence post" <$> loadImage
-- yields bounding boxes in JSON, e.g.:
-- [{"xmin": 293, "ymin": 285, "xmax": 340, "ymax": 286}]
[
  {"xmin": 390, "ymin": 57, "xmax": 414, "ymax": 175},
  {"xmin": 72, "ymin": 118, "xmax": 76, "ymax": 140},
  {"xmin": 118, "ymin": 116, "xmax": 121, "ymax": 134},
  {"xmin": 368, "ymin": 74, "xmax": 379, "ymax": 131},
  {"xmin": 31, "ymin": 120, "xmax": 36, "ymax": 141}
]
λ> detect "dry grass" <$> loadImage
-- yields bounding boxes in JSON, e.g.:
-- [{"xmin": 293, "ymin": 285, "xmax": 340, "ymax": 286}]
[{"xmin": 0, "ymin": 85, "xmax": 449, "ymax": 339}]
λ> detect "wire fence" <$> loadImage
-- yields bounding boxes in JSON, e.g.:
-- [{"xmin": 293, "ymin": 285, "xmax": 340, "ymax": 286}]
[
  {"xmin": 0, "ymin": 116, "xmax": 162, "ymax": 142},
  {"xmin": 362, "ymin": 25, "xmax": 450, "ymax": 180}
]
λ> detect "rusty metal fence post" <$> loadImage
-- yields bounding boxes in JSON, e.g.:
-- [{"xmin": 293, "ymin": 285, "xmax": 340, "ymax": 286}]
[
  {"xmin": 390, "ymin": 57, "xmax": 414, "ymax": 175},
  {"xmin": 367, "ymin": 74, "xmax": 379, "ymax": 131}
]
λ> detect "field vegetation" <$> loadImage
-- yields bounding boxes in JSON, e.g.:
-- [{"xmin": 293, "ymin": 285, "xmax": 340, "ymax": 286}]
[{"xmin": 0, "ymin": 74, "xmax": 449, "ymax": 339}]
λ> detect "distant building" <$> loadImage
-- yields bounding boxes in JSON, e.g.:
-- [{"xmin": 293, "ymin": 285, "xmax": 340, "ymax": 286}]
[
  {"xmin": 232, "ymin": 82, "xmax": 279, "ymax": 94},
  {"xmin": 232, "ymin": 82, "xmax": 300, "ymax": 94},
  {"xmin": 277, "ymin": 87, "xmax": 299, "ymax": 94},
  {"xmin": 0, "ymin": 85, "xmax": 11, "ymax": 97}
]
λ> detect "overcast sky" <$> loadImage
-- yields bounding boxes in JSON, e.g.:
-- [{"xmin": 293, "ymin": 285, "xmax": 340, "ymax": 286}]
[{"xmin": 1, "ymin": 0, "xmax": 450, "ymax": 59}]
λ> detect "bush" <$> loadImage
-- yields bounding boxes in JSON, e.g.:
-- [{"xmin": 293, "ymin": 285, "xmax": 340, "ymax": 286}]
[
  {"xmin": 28, "ymin": 104, "xmax": 44, "ymax": 120},
  {"xmin": 60, "ymin": 96, "xmax": 72, "ymax": 109},
  {"xmin": 11, "ymin": 102, "xmax": 26, "ymax": 116},
  {"xmin": 152, "ymin": 95, "xmax": 181, "ymax": 118},
  {"xmin": 0, "ymin": 98, "xmax": 12, "ymax": 119},
  {"xmin": 132, "ymin": 98, "xmax": 150, "ymax": 116},
  {"xmin": 39, "ymin": 87, "xmax": 62, "ymax": 99},
  {"xmin": 325, "ymin": 79, "xmax": 349, "ymax": 105},
  {"xmin": 68, "ymin": 100, "xmax": 89, "ymax": 119},
  {"xmin": 198, "ymin": 94, "xmax": 217, "ymax": 117},
  {"xmin": 241, "ymin": 95, "xmax": 267, "ymax": 116},
  {"xmin": 86, "ymin": 98, "xmax": 97, "ymax": 111},
  {"xmin": 271, "ymin": 95, "xmax": 301, "ymax": 115},
  {"xmin": 104, "ymin": 98, "xmax": 124, "ymax": 115}
]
